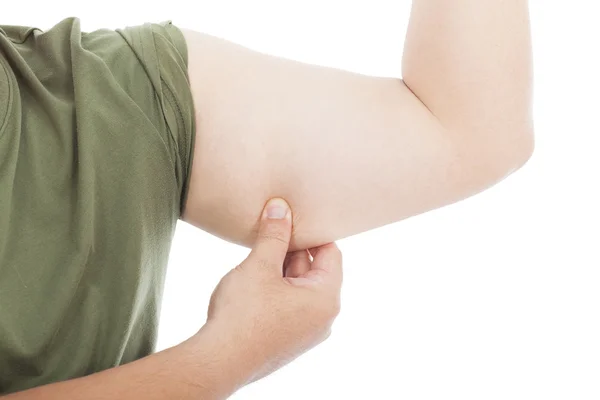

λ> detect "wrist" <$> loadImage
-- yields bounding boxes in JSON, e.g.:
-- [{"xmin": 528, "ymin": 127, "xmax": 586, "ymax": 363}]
[{"xmin": 185, "ymin": 322, "xmax": 258, "ymax": 396}]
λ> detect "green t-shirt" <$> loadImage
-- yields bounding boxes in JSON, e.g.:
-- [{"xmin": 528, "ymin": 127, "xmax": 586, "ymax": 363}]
[{"xmin": 0, "ymin": 18, "xmax": 195, "ymax": 394}]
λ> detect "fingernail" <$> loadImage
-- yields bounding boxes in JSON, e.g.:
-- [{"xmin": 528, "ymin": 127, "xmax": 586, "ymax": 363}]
[{"xmin": 264, "ymin": 198, "xmax": 290, "ymax": 220}]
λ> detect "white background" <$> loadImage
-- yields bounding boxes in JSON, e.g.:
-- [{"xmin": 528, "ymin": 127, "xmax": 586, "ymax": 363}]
[{"xmin": 7, "ymin": 1, "xmax": 600, "ymax": 399}]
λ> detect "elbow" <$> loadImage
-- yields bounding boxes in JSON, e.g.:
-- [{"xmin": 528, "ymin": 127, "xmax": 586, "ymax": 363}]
[
  {"xmin": 456, "ymin": 125, "xmax": 535, "ymax": 188},
  {"xmin": 502, "ymin": 127, "xmax": 535, "ymax": 175}
]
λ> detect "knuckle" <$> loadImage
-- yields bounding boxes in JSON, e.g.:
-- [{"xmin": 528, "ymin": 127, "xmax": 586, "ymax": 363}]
[
  {"xmin": 257, "ymin": 230, "xmax": 289, "ymax": 245},
  {"xmin": 325, "ymin": 301, "xmax": 341, "ymax": 321},
  {"xmin": 233, "ymin": 263, "xmax": 245, "ymax": 272},
  {"xmin": 255, "ymin": 257, "xmax": 277, "ymax": 270},
  {"xmin": 315, "ymin": 298, "xmax": 341, "ymax": 322},
  {"xmin": 331, "ymin": 300, "xmax": 341, "ymax": 318},
  {"xmin": 262, "ymin": 219, "xmax": 290, "ymax": 238},
  {"xmin": 319, "ymin": 328, "xmax": 331, "ymax": 343},
  {"xmin": 317, "ymin": 328, "xmax": 332, "ymax": 346}
]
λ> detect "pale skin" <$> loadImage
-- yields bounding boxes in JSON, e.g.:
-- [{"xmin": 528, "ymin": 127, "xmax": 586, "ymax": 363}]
[
  {"xmin": 4, "ymin": 1, "xmax": 534, "ymax": 398},
  {"xmin": 181, "ymin": 0, "xmax": 533, "ymax": 251}
]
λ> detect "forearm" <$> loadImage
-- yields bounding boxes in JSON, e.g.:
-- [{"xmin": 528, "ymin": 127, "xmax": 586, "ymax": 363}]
[
  {"xmin": 3, "ymin": 325, "xmax": 250, "ymax": 400},
  {"xmin": 402, "ymin": 0, "xmax": 534, "ymax": 159}
]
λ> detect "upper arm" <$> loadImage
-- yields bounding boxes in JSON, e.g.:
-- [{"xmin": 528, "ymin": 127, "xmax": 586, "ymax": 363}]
[{"xmin": 179, "ymin": 29, "xmax": 529, "ymax": 251}]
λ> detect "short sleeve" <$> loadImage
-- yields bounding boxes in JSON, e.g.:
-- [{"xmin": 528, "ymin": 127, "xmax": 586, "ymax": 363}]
[{"xmin": 116, "ymin": 21, "xmax": 196, "ymax": 216}]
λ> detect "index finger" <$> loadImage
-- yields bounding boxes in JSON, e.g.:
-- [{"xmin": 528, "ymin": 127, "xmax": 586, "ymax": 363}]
[{"xmin": 309, "ymin": 243, "xmax": 343, "ymax": 286}]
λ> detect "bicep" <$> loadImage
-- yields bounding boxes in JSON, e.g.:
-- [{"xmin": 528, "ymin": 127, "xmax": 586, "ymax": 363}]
[{"xmin": 180, "ymin": 29, "xmax": 500, "ymax": 251}]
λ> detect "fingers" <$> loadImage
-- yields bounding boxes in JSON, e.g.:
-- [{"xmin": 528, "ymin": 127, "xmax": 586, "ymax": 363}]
[
  {"xmin": 309, "ymin": 243, "xmax": 343, "ymax": 287},
  {"xmin": 247, "ymin": 198, "xmax": 293, "ymax": 275},
  {"xmin": 284, "ymin": 250, "xmax": 311, "ymax": 278}
]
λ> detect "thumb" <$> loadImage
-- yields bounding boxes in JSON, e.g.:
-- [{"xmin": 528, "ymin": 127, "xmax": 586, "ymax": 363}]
[{"xmin": 246, "ymin": 198, "xmax": 293, "ymax": 275}]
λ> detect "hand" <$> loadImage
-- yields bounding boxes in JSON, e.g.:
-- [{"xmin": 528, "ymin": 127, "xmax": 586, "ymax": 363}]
[{"xmin": 204, "ymin": 198, "xmax": 343, "ymax": 385}]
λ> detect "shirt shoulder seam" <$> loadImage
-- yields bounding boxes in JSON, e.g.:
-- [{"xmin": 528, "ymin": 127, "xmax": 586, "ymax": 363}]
[{"xmin": 0, "ymin": 55, "xmax": 13, "ymax": 139}]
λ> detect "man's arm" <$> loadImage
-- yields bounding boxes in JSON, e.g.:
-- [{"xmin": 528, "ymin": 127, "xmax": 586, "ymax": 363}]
[
  {"xmin": 3, "ymin": 200, "xmax": 342, "ymax": 399},
  {"xmin": 181, "ymin": 0, "xmax": 533, "ymax": 250}
]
